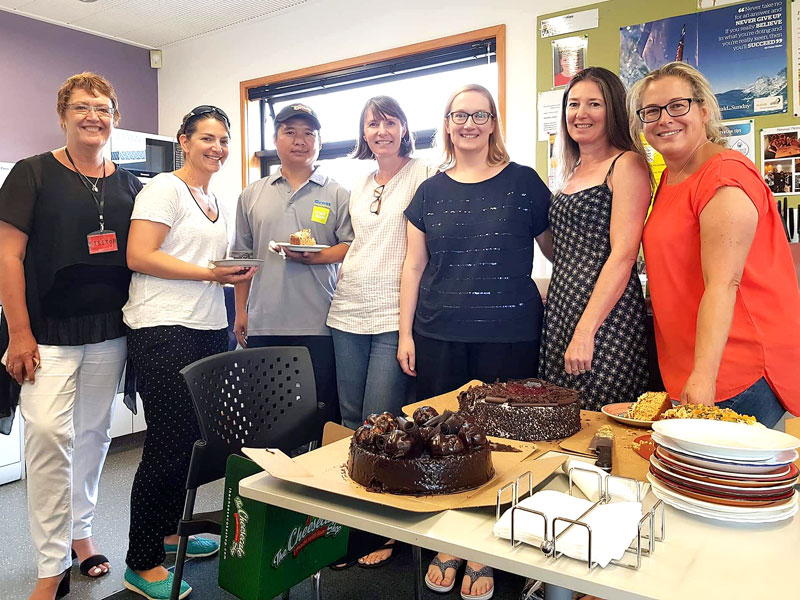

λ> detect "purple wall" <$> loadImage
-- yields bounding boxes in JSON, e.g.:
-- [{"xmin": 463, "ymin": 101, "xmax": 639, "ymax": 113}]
[{"xmin": 0, "ymin": 10, "xmax": 158, "ymax": 163}]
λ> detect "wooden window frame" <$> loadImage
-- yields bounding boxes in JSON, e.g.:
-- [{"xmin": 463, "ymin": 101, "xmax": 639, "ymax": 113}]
[{"xmin": 238, "ymin": 24, "xmax": 506, "ymax": 188}]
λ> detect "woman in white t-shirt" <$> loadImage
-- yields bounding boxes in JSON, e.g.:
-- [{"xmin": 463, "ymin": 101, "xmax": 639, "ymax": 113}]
[{"xmin": 121, "ymin": 106, "xmax": 256, "ymax": 600}]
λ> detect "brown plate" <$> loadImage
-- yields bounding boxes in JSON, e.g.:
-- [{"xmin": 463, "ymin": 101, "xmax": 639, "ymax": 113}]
[
  {"xmin": 648, "ymin": 469, "xmax": 795, "ymax": 506},
  {"xmin": 650, "ymin": 455, "xmax": 798, "ymax": 491},
  {"xmin": 655, "ymin": 447, "xmax": 797, "ymax": 481},
  {"xmin": 633, "ymin": 434, "xmax": 656, "ymax": 460}
]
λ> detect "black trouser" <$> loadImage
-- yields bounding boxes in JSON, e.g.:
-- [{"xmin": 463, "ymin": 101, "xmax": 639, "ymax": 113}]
[
  {"xmin": 413, "ymin": 333, "xmax": 541, "ymax": 402},
  {"xmin": 247, "ymin": 335, "xmax": 340, "ymax": 439},
  {"xmin": 125, "ymin": 325, "xmax": 228, "ymax": 571}
]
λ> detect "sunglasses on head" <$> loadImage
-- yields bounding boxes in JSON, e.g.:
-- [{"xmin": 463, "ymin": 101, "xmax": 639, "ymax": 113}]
[{"xmin": 186, "ymin": 105, "xmax": 231, "ymax": 128}]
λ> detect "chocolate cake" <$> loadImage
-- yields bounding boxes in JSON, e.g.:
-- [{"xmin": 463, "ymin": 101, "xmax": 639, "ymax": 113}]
[
  {"xmin": 347, "ymin": 408, "xmax": 494, "ymax": 495},
  {"xmin": 458, "ymin": 379, "xmax": 581, "ymax": 441}
]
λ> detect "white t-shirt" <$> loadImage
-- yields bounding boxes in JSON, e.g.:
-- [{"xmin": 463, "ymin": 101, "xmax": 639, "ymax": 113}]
[
  {"xmin": 123, "ymin": 173, "xmax": 229, "ymax": 330},
  {"xmin": 326, "ymin": 158, "xmax": 436, "ymax": 334}
]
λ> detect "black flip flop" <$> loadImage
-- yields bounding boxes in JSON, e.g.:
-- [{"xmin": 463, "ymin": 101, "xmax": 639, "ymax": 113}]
[
  {"xmin": 329, "ymin": 558, "xmax": 358, "ymax": 571},
  {"xmin": 356, "ymin": 540, "xmax": 395, "ymax": 569},
  {"xmin": 71, "ymin": 549, "xmax": 110, "ymax": 577}
]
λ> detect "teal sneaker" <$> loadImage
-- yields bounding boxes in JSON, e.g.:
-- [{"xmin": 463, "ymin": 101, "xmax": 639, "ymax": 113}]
[
  {"xmin": 164, "ymin": 536, "xmax": 219, "ymax": 558},
  {"xmin": 123, "ymin": 567, "xmax": 191, "ymax": 600}
]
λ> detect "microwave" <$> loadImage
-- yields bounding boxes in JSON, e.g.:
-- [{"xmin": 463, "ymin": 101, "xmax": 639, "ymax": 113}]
[{"xmin": 106, "ymin": 128, "xmax": 183, "ymax": 181}]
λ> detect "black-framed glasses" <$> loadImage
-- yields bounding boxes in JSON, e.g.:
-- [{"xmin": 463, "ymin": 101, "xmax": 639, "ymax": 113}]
[
  {"xmin": 447, "ymin": 110, "xmax": 494, "ymax": 125},
  {"xmin": 636, "ymin": 98, "xmax": 702, "ymax": 123},
  {"xmin": 67, "ymin": 104, "xmax": 115, "ymax": 118},
  {"xmin": 370, "ymin": 185, "xmax": 385, "ymax": 215},
  {"xmin": 187, "ymin": 105, "xmax": 231, "ymax": 128}
]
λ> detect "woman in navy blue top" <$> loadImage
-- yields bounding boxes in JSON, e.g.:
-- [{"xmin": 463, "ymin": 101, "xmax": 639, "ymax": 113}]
[{"xmin": 398, "ymin": 84, "xmax": 552, "ymax": 600}]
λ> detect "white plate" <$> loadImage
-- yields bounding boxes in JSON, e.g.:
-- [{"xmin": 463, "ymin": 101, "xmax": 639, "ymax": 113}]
[
  {"xmin": 649, "ymin": 481, "xmax": 799, "ymax": 523},
  {"xmin": 648, "ymin": 476, "xmax": 799, "ymax": 522},
  {"xmin": 274, "ymin": 242, "xmax": 330, "ymax": 253},
  {"xmin": 652, "ymin": 419, "xmax": 800, "ymax": 461},
  {"xmin": 210, "ymin": 258, "xmax": 264, "ymax": 267},
  {"xmin": 652, "ymin": 433, "xmax": 799, "ymax": 471}
]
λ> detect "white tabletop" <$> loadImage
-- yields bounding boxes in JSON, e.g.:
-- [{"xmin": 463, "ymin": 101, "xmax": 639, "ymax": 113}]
[{"xmin": 240, "ymin": 454, "xmax": 800, "ymax": 600}]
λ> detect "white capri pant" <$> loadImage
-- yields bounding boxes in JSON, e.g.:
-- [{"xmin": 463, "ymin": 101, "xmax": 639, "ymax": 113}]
[{"xmin": 18, "ymin": 337, "xmax": 127, "ymax": 578}]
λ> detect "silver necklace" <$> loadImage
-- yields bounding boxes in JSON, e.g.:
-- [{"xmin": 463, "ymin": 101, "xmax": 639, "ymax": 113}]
[
  {"xmin": 86, "ymin": 175, "xmax": 101, "ymax": 192},
  {"xmin": 672, "ymin": 140, "xmax": 710, "ymax": 183}
]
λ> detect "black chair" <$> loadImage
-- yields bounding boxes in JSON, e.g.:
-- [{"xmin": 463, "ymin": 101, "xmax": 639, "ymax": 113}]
[{"xmin": 170, "ymin": 346, "xmax": 323, "ymax": 600}]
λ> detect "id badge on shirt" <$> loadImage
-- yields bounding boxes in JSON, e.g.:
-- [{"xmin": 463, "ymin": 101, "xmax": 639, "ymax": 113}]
[
  {"xmin": 311, "ymin": 206, "xmax": 330, "ymax": 224},
  {"xmin": 87, "ymin": 230, "xmax": 118, "ymax": 254}
]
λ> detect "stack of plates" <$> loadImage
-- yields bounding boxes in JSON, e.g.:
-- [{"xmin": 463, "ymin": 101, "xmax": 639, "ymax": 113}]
[{"xmin": 648, "ymin": 420, "xmax": 800, "ymax": 523}]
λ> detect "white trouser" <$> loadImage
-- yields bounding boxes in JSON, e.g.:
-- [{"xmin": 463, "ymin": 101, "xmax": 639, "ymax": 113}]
[{"xmin": 18, "ymin": 337, "xmax": 127, "ymax": 578}]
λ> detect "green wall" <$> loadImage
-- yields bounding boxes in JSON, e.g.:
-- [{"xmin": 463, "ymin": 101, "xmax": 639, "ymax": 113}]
[{"xmin": 535, "ymin": 0, "xmax": 797, "ymax": 206}]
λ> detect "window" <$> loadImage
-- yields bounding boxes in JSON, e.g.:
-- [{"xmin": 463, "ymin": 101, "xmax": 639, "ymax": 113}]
[{"xmin": 239, "ymin": 26, "xmax": 505, "ymax": 189}]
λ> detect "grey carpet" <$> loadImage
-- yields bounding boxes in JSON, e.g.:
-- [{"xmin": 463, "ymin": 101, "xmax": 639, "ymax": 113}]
[{"xmin": 102, "ymin": 544, "xmax": 527, "ymax": 600}]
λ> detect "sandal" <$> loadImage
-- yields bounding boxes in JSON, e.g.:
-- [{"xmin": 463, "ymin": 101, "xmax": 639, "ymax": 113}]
[
  {"xmin": 357, "ymin": 539, "xmax": 395, "ymax": 569},
  {"xmin": 71, "ymin": 549, "xmax": 110, "ymax": 578},
  {"xmin": 461, "ymin": 564, "xmax": 494, "ymax": 600},
  {"xmin": 329, "ymin": 558, "xmax": 357, "ymax": 571},
  {"xmin": 424, "ymin": 555, "xmax": 464, "ymax": 593}
]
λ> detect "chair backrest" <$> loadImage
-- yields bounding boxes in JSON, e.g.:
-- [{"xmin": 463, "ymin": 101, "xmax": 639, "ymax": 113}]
[{"xmin": 180, "ymin": 346, "xmax": 319, "ymax": 488}]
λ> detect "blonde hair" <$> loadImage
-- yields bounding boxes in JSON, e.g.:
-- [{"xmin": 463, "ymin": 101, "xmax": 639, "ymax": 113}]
[
  {"xmin": 628, "ymin": 62, "xmax": 725, "ymax": 147},
  {"xmin": 57, "ymin": 72, "xmax": 120, "ymax": 127},
  {"xmin": 439, "ymin": 84, "xmax": 509, "ymax": 170}
]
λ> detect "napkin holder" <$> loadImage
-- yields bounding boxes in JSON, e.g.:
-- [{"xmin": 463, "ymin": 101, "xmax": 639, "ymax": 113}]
[{"xmin": 495, "ymin": 466, "xmax": 665, "ymax": 570}]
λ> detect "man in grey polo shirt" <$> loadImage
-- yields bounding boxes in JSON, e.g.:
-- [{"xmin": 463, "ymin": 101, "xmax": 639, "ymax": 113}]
[{"xmin": 233, "ymin": 103, "xmax": 353, "ymax": 433}]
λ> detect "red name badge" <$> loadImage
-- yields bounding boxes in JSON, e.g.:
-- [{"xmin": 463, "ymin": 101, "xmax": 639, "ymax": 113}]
[{"xmin": 87, "ymin": 230, "xmax": 118, "ymax": 254}]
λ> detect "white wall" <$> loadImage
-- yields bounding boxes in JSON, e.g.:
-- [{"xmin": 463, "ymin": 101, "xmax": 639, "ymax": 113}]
[{"xmin": 158, "ymin": 0, "xmax": 596, "ymax": 203}]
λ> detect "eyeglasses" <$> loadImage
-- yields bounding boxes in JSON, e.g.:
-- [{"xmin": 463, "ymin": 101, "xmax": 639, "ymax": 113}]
[
  {"xmin": 187, "ymin": 105, "xmax": 231, "ymax": 128},
  {"xmin": 67, "ymin": 104, "xmax": 115, "ymax": 118},
  {"xmin": 447, "ymin": 111, "xmax": 494, "ymax": 125},
  {"xmin": 370, "ymin": 185, "xmax": 385, "ymax": 215},
  {"xmin": 636, "ymin": 98, "xmax": 702, "ymax": 123}
]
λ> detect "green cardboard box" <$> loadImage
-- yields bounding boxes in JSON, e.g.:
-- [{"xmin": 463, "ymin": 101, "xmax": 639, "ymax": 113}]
[{"xmin": 219, "ymin": 454, "xmax": 349, "ymax": 600}]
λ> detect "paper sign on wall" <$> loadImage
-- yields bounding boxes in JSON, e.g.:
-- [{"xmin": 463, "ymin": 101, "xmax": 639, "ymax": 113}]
[
  {"xmin": 720, "ymin": 119, "xmax": 756, "ymax": 163},
  {"xmin": 0, "ymin": 162, "xmax": 13, "ymax": 187},
  {"xmin": 541, "ymin": 8, "xmax": 599, "ymax": 38},
  {"xmin": 538, "ymin": 89, "xmax": 564, "ymax": 142}
]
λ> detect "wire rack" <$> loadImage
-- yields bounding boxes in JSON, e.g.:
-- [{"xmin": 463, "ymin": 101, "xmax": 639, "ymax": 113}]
[{"xmin": 495, "ymin": 465, "xmax": 665, "ymax": 570}]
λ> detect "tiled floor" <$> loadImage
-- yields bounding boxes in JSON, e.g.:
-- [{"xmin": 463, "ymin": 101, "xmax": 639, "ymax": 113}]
[{"xmin": 0, "ymin": 433, "xmax": 222, "ymax": 600}]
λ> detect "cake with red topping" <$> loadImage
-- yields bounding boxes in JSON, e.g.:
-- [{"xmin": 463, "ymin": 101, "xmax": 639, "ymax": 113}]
[
  {"xmin": 457, "ymin": 378, "xmax": 581, "ymax": 441},
  {"xmin": 347, "ymin": 408, "xmax": 494, "ymax": 495}
]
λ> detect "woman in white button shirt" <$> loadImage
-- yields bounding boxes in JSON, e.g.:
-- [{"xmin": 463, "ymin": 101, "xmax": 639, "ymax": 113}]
[
  {"xmin": 326, "ymin": 96, "xmax": 435, "ymax": 568},
  {"xmin": 328, "ymin": 96, "xmax": 435, "ymax": 429}
]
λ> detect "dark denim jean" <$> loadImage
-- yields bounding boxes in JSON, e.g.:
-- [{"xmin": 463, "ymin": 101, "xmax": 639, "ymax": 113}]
[{"xmin": 716, "ymin": 377, "xmax": 785, "ymax": 429}]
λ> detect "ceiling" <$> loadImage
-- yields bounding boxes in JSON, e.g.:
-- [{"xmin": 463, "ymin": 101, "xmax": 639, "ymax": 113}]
[{"xmin": 0, "ymin": 0, "xmax": 316, "ymax": 49}]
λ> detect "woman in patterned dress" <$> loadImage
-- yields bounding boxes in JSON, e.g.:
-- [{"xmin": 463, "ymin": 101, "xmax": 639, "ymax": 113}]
[{"xmin": 539, "ymin": 67, "xmax": 652, "ymax": 411}]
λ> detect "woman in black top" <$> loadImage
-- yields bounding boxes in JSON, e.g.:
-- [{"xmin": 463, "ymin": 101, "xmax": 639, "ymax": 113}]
[
  {"xmin": 0, "ymin": 73, "xmax": 141, "ymax": 600},
  {"xmin": 398, "ymin": 84, "xmax": 552, "ymax": 600}
]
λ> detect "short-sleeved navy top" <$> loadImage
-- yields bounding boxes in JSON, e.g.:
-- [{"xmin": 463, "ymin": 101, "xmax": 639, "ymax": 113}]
[{"xmin": 404, "ymin": 162, "xmax": 550, "ymax": 343}]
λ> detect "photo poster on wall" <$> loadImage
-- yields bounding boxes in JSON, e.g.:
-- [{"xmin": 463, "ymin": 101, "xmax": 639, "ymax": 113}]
[
  {"xmin": 552, "ymin": 36, "xmax": 587, "ymax": 88},
  {"xmin": 761, "ymin": 125, "xmax": 800, "ymax": 195},
  {"xmin": 620, "ymin": 0, "xmax": 788, "ymax": 119},
  {"xmin": 548, "ymin": 133, "xmax": 559, "ymax": 190},
  {"xmin": 793, "ymin": 0, "xmax": 800, "ymax": 116}
]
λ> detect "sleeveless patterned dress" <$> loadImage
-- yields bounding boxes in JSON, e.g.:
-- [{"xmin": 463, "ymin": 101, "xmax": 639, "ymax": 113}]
[{"xmin": 539, "ymin": 153, "xmax": 649, "ymax": 411}]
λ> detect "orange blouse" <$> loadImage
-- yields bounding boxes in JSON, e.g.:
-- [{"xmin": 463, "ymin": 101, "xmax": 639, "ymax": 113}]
[{"xmin": 642, "ymin": 150, "xmax": 800, "ymax": 416}]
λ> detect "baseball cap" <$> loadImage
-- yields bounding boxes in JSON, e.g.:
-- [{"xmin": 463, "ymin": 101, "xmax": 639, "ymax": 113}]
[{"xmin": 274, "ymin": 103, "xmax": 321, "ymax": 130}]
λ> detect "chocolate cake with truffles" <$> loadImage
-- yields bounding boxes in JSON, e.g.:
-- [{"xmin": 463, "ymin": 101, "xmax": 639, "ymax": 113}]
[
  {"xmin": 347, "ymin": 408, "xmax": 494, "ymax": 495},
  {"xmin": 458, "ymin": 379, "xmax": 581, "ymax": 441}
]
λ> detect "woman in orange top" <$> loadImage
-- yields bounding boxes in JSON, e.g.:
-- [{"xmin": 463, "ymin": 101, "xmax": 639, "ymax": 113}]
[{"xmin": 629, "ymin": 62, "xmax": 800, "ymax": 427}]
